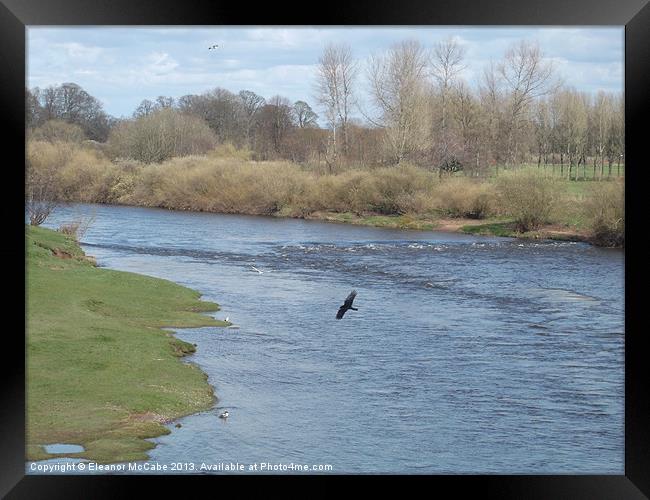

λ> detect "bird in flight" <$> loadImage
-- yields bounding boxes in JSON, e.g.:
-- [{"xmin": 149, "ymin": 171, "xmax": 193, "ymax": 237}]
[
  {"xmin": 208, "ymin": 44, "xmax": 219, "ymax": 50},
  {"xmin": 250, "ymin": 265, "xmax": 264, "ymax": 274},
  {"xmin": 336, "ymin": 290, "xmax": 358, "ymax": 319}
]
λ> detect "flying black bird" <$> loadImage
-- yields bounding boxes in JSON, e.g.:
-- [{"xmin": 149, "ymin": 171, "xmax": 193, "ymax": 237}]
[
  {"xmin": 208, "ymin": 44, "xmax": 219, "ymax": 50},
  {"xmin": 336, "ymin": 290, "xmax": 358, "ymax": 319}
]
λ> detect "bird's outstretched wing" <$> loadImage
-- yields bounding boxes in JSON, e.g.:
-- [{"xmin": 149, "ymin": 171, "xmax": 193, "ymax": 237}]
[
  {"xmin": 343, "ymin": 290, "xmax": 357, "ymax": 308},
  {"xmin": 336, "ymin": 290, "xmax": 357, "ymax": 319}
]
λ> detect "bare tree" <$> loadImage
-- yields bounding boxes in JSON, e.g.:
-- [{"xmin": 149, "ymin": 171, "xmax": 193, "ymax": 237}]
[
  {"xmin": 176, "ymin": 88, "xmax": 245, "ymax": 145},
  {"xmin": 315, "ymin": 43, "xmax": 358, "ymax": 165},
  {"xmin": 26, "ymin": 165, "xmax": 60, "ymax": 225},
  {"xmin": 558, "ymin": 89, "xmax": 589, "ymax": 180},
  {"xmin": 239, "ymin": 90, "xmax": 266, "ymax": 118},
  {"xmin": 532, "ymin": 97, "xmax": 552, "ymax": 169},
  {"xmin": 430, "ymin": 37, "xmax": 466, "ymax": 128},
  {"xmin": 497, "ymin": 40, "xmax": 560, "ymax": 166},
  {"xmin": 429, "ymin": 37, "xmax": 467, "ymax": 174},
  {"xmin": 40, "ymin": 86, "xmax": 59, "ymax": 122},
  {"xmin": 255, "ymin": 96, "xmax": 295, "ymax": 158},
  {"xmin": 479, "ymin": 60, "xmax": 505, "ymax": 173},
  {"xmin": 107, "ymin": 108, "xmax": 217, "ymax": 163},
  {"xmin": 238, "ymin": 90, "xmax": 266, "ymax": 145},
  {"xmin": 26, "ymin": 142, "xmax": 71, "ymax": 225},
  {"xmin": 133, "ymin": 99, "xmax": 156, "ymax": 118},
  {"xmin": 31, "ymin": 83, "xmax": 113, "ymax": 141},
  {"xmin": 605, "ymin": 94, "xmax": 624, "ymax": 178},
  {"xmin": 26, "ymin": 88, "xmax": 43, "ymax": 128},
  {"xmin": 368, "ymin": 40, "xmax": 431, "ymax": 165},
  {"xmin": 155, "ymin": 96, "xmax": 175, "ymax": 109},
  {"xmin": 591, "ymin": 91, "xmax": 614, "ymax": 179},
  {"xmin": 451, "ymin": 81, "xmax": 484, "ymax": 174},
  {"xmin": 293, "ymin": 101, "xmax": 319, "ymax": 128}
]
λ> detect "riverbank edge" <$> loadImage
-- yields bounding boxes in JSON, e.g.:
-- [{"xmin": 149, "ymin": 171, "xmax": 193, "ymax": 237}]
[
  {"xmin": 26, "ymin": 225, "xmax": 229, "ymax": 464},
  {"xmin": 63, "ymin": 201, "xmax": 602, "ymax": 246},
  {"xmin": 299, "ymin": 211, "xmax": 595, "ymax": 245}
]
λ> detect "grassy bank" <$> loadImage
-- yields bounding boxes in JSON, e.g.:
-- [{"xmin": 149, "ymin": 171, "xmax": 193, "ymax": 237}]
[
  {"xmin": 26, "ymin": 225, "xmax": 228, "ymax": 463},
  {"xmin": 303, "ymin": 212, "xmax": 592, "ymax": 243},
  {"xmin": 460, "ymin": 220, "xmax": 590, "ymax": 242},
  {"xmin": 304, "ymin": 211, "xmax": 440, "ymax": 231}
]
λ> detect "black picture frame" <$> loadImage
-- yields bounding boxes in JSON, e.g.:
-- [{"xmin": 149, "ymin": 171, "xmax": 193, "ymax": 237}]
[{"xmin": 2, "ymin": 0, "xmax": 648, "ymax": 497}]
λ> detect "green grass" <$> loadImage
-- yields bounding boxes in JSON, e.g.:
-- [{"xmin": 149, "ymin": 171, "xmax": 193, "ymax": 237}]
[
  {"xmin": 461, "ymin": 221, "xmax": 518, "ymax": 238},
  {"xmin": 485, "ymin": 162, "xmax": 624, "ymax": 180},
  {"xmin": 461, "ymin": 219, "xmax": 589, "ymax": 243},
  {"xmin": 306, "ymin": 211, "xmax": 440, "ymax": 231},
  {"xmin": 26, "ymin": 225, "xmax": 228, "ymax": 463}
]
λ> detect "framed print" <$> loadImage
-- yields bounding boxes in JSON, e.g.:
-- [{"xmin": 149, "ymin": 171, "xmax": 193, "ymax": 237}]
[{"xmin": 3, "ymin": 0, "xmax": 648, "ymax": 496}]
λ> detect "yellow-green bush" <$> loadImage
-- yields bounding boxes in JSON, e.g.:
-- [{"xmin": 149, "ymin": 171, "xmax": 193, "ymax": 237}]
[
  {"xmin": 120, "ymin": 157, "xmax": 309, "ymax": 215},
  {"xmin": 432, "ymin": 178, "xmax": 496, "ymax": 218},
  {"xmin": 58, "ymin": 148, "xmax": 115, "ymax": 202},
  {"xmin": 582, "ymin": 180, "xmax": 624, "ymax": 247},
  {"xmin": 107, "ymin": 109, "xmax": 217, "ymax": 163},
  {"xmin": 28, "ymin": 120, "xmax": 86, "ymax": 144},
  {"xmin": 26, "ymin": 141, "xmax": 77, "ymax": 199},
  {"xmin": 366, "ymin": 165, "xmax": 435, "ymax": 215},
  {"xmin": 207, "ymin": 142, "xmax": 253, "ymax": 161},
  {"xmin": 496, "ymin": 170, "xmax": 561, "ymax": 231}
]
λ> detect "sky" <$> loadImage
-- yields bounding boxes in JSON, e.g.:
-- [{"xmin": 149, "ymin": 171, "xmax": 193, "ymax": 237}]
[{"xmin": 27, "ymin": 26, "xmax": 624, "ymax": 121}]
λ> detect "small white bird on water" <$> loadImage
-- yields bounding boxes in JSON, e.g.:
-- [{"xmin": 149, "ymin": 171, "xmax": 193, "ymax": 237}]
[
  {"xmin": 219, "ymin": 410, "xmax": 229, "ymax": 419},
  {"xmin": 250, "ymin": 266, "xmax": 263, "ymax": 274},
  {"xmin": 225, "ymin": 316, "xmax": 230, "ymax": 322}
]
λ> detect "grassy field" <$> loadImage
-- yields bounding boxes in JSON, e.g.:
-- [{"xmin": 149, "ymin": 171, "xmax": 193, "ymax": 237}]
[
  {"xmin": 26, "ymin": 225, "xmax": 228, "ymax": 463},
  {"xmin": 485, "ymin": 163, "xmax": 625, "ymax": 180}
]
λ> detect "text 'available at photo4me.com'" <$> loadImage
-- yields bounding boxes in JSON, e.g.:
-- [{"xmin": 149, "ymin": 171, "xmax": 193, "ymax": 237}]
[{"xmin": 29, "ymin": 461, "xmax": 335, "ymax": 473}]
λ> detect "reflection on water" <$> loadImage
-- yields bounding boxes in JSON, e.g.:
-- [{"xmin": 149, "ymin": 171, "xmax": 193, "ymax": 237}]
[{"xmin": 30, "ymin": 204, "xmax": 624, "ymax": 474}]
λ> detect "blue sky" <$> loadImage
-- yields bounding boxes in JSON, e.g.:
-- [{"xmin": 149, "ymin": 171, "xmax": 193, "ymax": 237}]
[{"xmin": 27, "ymin": 26, "xmax": 624, "ymax": 120}]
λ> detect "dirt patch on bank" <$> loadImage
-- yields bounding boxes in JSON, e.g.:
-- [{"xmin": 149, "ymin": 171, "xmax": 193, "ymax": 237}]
[
  {"xmin": 434, "ymin": 218, "xmax": 487, "ymax": 232},
  {"xmin": 533, "ymin": 224, "xmax": 590, "ymax": 242},
  {"xmin": 52, "ymin": 248, "xmax": 74, "ymax": 259}
]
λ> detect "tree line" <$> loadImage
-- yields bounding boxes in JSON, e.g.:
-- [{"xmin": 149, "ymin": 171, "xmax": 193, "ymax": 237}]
[{"xmin": 26, "ymin": 37, "xmax": 624, "ymax": 178}]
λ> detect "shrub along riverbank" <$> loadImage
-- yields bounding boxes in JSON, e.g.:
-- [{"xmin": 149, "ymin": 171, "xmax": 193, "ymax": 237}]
[
  {"xmin": 26, "ymin": 225, "xmax": 228, "ymax": 463},
  {"xmin": 27, "ymin": 140, "xmax": 624, "ymax": 247}
]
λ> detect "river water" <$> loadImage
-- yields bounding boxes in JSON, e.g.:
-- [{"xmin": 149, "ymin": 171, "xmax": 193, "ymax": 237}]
[{"xmin": 36, "ymin": 204, "xmax": 624, "ymax": 474}]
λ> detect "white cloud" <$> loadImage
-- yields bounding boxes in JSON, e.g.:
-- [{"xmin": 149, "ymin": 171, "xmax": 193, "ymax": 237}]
[
  {"xmin": 245, "ymin": 28, "xmax": 309, "ymax": 48},
  {"xmin": 144, "ymin": 52, "xmax": 179, "ymax": 75},
  {"xmin": 73, "ymin": 69, "xmax": 99, "ymax": 76},
  {"xmin": 55, "ymin": 42, "xmax": 104, "ymax": 62}
]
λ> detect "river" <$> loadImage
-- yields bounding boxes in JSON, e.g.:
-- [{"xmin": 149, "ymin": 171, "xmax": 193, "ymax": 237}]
[{"xmin": 36, "ymin": 203, "xmax": 624, "ymax": 474}]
